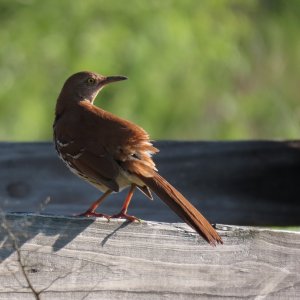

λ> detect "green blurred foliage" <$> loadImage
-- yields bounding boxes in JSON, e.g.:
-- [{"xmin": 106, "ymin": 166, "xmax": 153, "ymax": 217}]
[{"xmin": 0, "ymin": 0, "xmax": 299, "ymax": 141}]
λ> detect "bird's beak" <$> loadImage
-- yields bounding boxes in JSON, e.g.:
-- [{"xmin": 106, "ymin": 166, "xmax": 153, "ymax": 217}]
[{"xmin": 101, "ymin": 75, "xmax": 128, "ymax": 86}]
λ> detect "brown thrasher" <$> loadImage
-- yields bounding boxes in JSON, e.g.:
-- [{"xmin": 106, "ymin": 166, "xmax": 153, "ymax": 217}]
[{"xmin": 53, "ymin": 71, "xmax": 222, "ymax": 245}]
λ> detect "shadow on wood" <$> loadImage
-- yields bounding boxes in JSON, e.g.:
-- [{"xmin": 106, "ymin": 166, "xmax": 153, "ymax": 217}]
[{"xmin": 0, "ymin": 213, "xmax": 299, "ymax": 299}]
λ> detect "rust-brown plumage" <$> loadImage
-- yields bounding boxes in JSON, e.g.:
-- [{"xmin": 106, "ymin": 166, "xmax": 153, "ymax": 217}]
[{"xmin": 53, "ymin": 71, "xmax": 222, "ymax": 246}]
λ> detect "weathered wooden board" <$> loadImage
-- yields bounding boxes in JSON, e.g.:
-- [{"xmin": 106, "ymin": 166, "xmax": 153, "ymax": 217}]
[
  {"xmin": 1, "ymin": 141, "xmax": 300, "ymax": 225},
  {"xmin": 0, "ymin": 213, "xmax": 299, "ymax": 300}
]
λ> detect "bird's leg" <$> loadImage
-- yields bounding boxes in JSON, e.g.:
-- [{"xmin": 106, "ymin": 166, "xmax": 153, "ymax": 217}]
[
  {"xmin": 110, "ymin": 184, "xmax": 140, "ymax": 222},
  {"xmin": 78, "ymin": 190, "xmax": 112, "ymax": 219}
]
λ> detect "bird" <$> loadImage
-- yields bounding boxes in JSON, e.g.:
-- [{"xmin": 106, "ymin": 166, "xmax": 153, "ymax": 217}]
[{"xmin": 53, "ymin": 71, "xmax": 223, "ymax": 246}]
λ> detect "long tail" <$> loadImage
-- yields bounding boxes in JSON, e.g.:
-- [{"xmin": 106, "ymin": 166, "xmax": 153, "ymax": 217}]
[{"xmin": 138, "ymin": 172, "xmax": 223, "ymax": 246}]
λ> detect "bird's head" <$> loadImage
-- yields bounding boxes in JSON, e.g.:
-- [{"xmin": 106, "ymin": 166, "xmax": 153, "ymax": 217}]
[{"xmin": 58, "ymin": 71, "xmax": 127, "ymax": 104}]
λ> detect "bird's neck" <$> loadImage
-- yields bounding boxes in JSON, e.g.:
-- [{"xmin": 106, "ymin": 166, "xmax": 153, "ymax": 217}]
[
  {"xmin": 55, "ymin": 88, "xmax": 100, "ymax": 117},
  {"xmin": 55, "ymin": 92, "xmax": 86, "ymax": 117}
]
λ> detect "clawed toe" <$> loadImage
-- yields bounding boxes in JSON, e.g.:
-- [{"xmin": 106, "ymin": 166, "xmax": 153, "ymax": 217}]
[
  {"xmin": 77, "ymin": 211, "xmax": 110, "ymax": 220},
  {"xmin": 109, "ymin": 212, "xmax": 140, "ymax": 222}
]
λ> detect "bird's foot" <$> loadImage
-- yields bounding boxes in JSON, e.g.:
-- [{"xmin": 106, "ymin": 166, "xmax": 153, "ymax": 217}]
[
  {"xmin": 109, "ymin": 211, "xmax": 140, "ymax": 222},
  {"xmin": 77, "ymin": 211, "xmax": 110, "ymax": 220}
]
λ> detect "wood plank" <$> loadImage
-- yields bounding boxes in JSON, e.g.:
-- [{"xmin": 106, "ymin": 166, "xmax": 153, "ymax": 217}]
[
  {"xmin": 0, "ymin": 141, "xmax": 300, "ymax": 225},
  {"xmin": 0, "ymin": 213, "xmax": 299, "ymax": 299}
]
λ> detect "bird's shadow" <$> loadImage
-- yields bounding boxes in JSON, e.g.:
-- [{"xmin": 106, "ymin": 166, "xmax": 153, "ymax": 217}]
[
  {"xmin": 0, "ymin": 212, "xmax": 136, "ymax": 264},
  {"xmin": 100, "ymin": 221, "xmax": 131, "ymax": 247}
]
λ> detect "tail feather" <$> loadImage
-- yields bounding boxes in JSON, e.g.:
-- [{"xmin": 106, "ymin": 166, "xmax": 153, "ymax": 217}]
[{"xmin": 138, "ymin": 172, "xmax": 223, "ymax": 246}]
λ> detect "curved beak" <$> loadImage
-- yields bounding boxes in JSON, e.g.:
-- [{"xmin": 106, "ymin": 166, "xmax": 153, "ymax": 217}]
[{"xmin": 101, "ymin": 75, "xmax": 128, "ymax": 86}]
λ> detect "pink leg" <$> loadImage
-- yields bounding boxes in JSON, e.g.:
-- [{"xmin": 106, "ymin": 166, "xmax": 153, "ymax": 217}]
[
  {"xmin": 78, "ymin": 190, "xmax": 112, "ymax": 219},
  {"xmin": 110, "ymin": 185, "xmax": 140, "ymax": 222}
]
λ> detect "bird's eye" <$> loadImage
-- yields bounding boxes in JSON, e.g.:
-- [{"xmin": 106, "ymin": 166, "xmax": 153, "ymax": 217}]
[{"xmin": 87, "ymin": 78, "xmax": 96, "ymax": 85}]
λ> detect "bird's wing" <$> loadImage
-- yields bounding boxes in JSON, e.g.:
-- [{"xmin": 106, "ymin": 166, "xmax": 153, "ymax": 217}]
[{"xmin": 55, "ymin": 137, "xmax": 121, "ymax": 192}]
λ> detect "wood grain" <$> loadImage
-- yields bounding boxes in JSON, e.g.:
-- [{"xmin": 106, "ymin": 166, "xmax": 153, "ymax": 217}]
[
  {"xmin": 0, "ymin": 213, "xmax": 299, "ymax": 299},
  {"xmin": 1, "ymin": 141, "xmax": 300, "ymax": 225}
]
